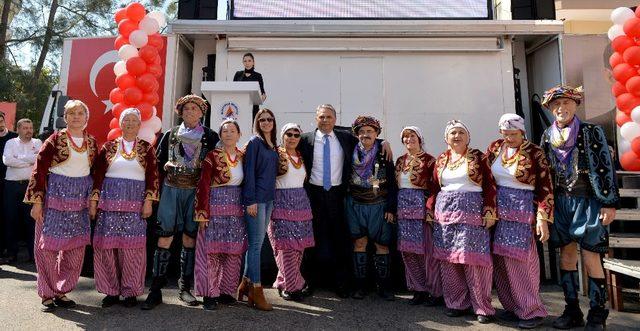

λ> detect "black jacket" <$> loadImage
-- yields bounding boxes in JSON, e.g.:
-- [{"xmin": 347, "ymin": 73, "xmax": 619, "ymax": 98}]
[{"xmin": 156, "ymin": 125, "xmax": 219, "ymax": 179}]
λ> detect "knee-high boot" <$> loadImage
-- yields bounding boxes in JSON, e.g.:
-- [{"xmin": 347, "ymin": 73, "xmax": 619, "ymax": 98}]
[
  {"xmin": 585, "ymin": 277, "xmax": 608, "ymax": 331},
  {"xmin": 373, "ymin": 254, "xmax": 394, "ymax": 301},
  {"xmin": 552, "ymin": 269, "xmax": 584, "ymax": 329},
  {"xmin": 351, "ymin": 252, "xmax": 368, "ymax": 299},
  {"xmin": 178, "ymin": 247, "xmax": 198, "ymax": 306},
  {"xmin": 141, "ymin": 247, "xmax": 171, "ymax": 310}
]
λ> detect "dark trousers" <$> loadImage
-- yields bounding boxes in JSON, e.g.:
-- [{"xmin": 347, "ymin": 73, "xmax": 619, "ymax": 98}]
[
  {"xmin": 303, "ymin": 184, "xmax": 351, "ymax": 289},
  {"xmin": 3, "ymin": 180, "xmax": 34, "ymax": 259}
]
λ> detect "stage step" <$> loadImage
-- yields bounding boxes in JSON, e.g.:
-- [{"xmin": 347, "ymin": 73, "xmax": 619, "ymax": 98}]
[
  {"xmin": 615, "ymin": 209, "xmax": 640, "ymax": 221},
  {"xmin": 609, "ymin": 234, "xmax": 640, "ymax": 248},
  {"xmin": 603, "ymin": 258, "xmax": 640, "ymax": 279}
]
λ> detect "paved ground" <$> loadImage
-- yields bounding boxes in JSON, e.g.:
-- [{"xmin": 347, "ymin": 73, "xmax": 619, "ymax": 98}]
[{"xmin": 1, "ymin": 262, "xmax": 639, "ymax": 330}]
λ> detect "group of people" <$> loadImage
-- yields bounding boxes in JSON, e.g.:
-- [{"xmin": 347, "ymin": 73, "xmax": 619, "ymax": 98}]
[{"xmin": 15, "ymin": 83, "xmax": 618, "ymax": 331}]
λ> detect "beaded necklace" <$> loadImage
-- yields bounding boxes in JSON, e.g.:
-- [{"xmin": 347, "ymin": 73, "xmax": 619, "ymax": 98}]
[
  {"xmin": 66, "ymin": 130, "xmax": 87, "ymax": 153},
  {"xmin": 501, "ymin": 144, "xmax": 520, "ymax": 167},
  {"xmin": 120, "ymin": 138, "xmax": 137, "ymax": 160},
  {"xmin": 446, "ymin": 149, "xmax": 466, "ymax": 170},
  {"xmin": 225, "ymin": 148, "xmax": 240, "ymax": 167},
  {"xmin": 287, "ymin": 150, "xmax": 303, "ymax": 169}
]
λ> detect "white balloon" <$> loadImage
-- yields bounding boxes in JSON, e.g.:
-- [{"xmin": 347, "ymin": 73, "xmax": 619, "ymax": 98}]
[
  {"xmin": 113, "ymin": 60, "xmax": 127, "ymax": 76},
  {"xmin": 152, "ymin": 106, "xmax": 157, "ymax": 117},
  {"xmin": 608, "ymin": 24, "xmax": 625, "ymax": 41},
  {"xmin": 611, "ymin": 7, "xmax": 636, "ymax": 25},
  {"xmin": 139, "ymin": 16, "xmax": 160, "ymax": 35},
  {"xmin": 142, "ymin": 116, "xmax": 163, "ymax": 133},
  {"xmin": 129, "ymin": 30, "xmax": 148, "ymax": 48},
  {"xmin": 138, "ymin": 127, "xmax": 156, "ymax": 144},
  {"xmin": 632, "ymin": 106, "xmax": 640, "ymax": 123},
  {"xmin": 620, "ymin": 121, "xmax": 640, "ymax": 141},
  {"xmin": 147, "ymin": 11, "xmax": 166, "ymax": 28},
  {"xmin": 118, "ymin": 44, "xmax": 138, "ymax": 61}
]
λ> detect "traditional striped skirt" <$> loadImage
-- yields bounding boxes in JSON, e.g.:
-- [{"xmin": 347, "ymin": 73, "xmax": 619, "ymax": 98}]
[
  {"xmin": 433, "ymin": 190, "xmax": 491, "ymax": 267},
  {"xmin": 40, "ymin": 173, "xmax": 92, "ymax": 251},
  {"xmin": 201, "ymin": 185, "xmax": 247, "ymax": 255},
  {"xmin": 493, "ymin": 186, "xmax": 535, "ymax": 261},
  {"xmin": 93, "ymin": 177, "xmax": 147, "ymax": 250},
  {"xmin": 397, "ymin": 188, "xmax": 427, "ymax": 254},
  {"xmin": 268, "ymin": 187, "xmax": 314, "ymax": 251}
]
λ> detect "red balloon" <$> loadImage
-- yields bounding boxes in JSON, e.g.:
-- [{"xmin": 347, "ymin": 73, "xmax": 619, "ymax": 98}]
[
  {"xmin": 624, "ymin": 46, "xmax": 640, "ymax": 66},
  {"xmin": 610, "ymin": 52, "xmax": 624, "ymax": 69},
  {"xmin": 107, "ymin": 128, "xmax": 122, "ymax": 141},
  {"xmin": 621, "ymin": 151, "xmax": 640, "ymax": 171},
  {"xmin": 147, "ymin": 34, "xmax": 164, "ymax": 50},
  {"xmin": 124, "ymin": 87, "xmax": 143, "ymax": 105},
  {"xmin": 109, "ymin": 117, "xmax": 120, "ymax": 129},
  {"xmin": 624, "ymin": 17, "xmax": 640, "ymax": 38},
  {"xmin": 135, "ymin": 73, "xmax": 156, "ymax": 93},
  {"xmin": 112, "ymin": 103, "xmax": 127, "ymax": 119},
  {"xmin": 114, "ymin": 8, "xmax": 128, "ymax": 24},
  {"xmin": 109, "ymin": 88, "xmax": 124, "ymax": 104},
  {"xmin": 115, "ymin": 73, "xmax": 136, "ymax": 90},
  {"xmin": 617, "ymin": 110, "xmax": 632, "ymax": 127},
  {"xmin": 616, "ymin": 93, "xmax": 640, "ymax": 114},
  {"xmin": 114, "ymin": 35, "xmax": 129, "ymax": 50},
  {"xmin": 612, "ymin": 81, "xmax": 628, "ymax": 97},
  {"xmin": 632, "ymin": 137, "xmax": 640, "ymax": 157},
  {"xmin": 136, "ymin": 103, "xmax": 154, "ymax": 121},
  {"xmin": 626, "ymin": 76, "xmax": 640, "ymax": 96},
  {"xmin": 138, "ymin": 46, "xmax": 158, "ymax": 63},
  {"xmin": 126, "ymin": 57, "xmax": 147, "ymax": 76},
  {"xmin": 118, "ymin": 19, "xmax": 138, "ymax": 38},
  {"xmin": 152, "ymin": 54, "xmax": 161, "ymax": 65},
  {"xmin": 612, "ymin": 35, "xmax": 636, "ymax": 53},
  {"xmin": 147, "ymin": 63, "xmax": 163, "ymax": 77},
  {"xmin": 143, "ymin": 91, "xmax": 159, "ymax": 105},
  {"xmin": 126, "ymin": 2, "xmax": 146, "ymax": 22},
  {"xmin": 613, "ymin": 63, "xmax": 638, "ymax": 84}
]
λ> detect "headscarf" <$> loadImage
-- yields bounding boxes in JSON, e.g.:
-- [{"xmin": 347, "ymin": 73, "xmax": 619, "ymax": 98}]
[
  {"xmin": 498, "ymin": 113, "xmax": 526, "ymax": 133},
  {"xmin": 549, "ymin": 116, "xmax": 581, "ymax": 165},
  {"xmin": 119, "ymin": 108, "xmax": 141, "ymax": 128},
  {"xmin": 175, "ymin": 94, "xmax": 208, "ymax": 116},
  {"xmin": 280, "ymin": 122, "xmax": 302, "ymax": 141},
  {"xmin": 541, "ymin": 85, "xmax": 583, "ymax": 108},
  {"xmin": 401, "ymin": 126, "xmax": 425, "ymax": 151},
  {"xmin": 352, "ymin": 116, "xmax": 382, "ymax": 135},
  {"xmin": 444, "ymin": 119, "xmax": 470, "ymax": 145}
]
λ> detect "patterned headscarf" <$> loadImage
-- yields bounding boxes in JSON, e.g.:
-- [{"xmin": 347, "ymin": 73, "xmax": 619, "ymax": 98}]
[
  {"xmin": 401, "ymin": 126, "xmax": 425, "ymax": 151},
  {"xmin": 280, "ymin": 122, "xmax": 302, "ymax": 141},
  {"xmin": 498, "ymin": 113, "xmax": 526, "ymax": 133},
  {"xmin": 541, "ymin": 85, "xmax": 583, "ymax": 108},
  {"xmin": 175, "ymin": 94, "xmax": 208, "ymax": 116},
  {"xmin": 352, "ymin": 116, "xmax": 382, "ymax": 135},
  {"xmin": 119, "ymin": 108, "xmax": 141, "ymax": 127},
  {"xmin": 444, "ymin": 119, "xmax": 470, "ymax": 144}
]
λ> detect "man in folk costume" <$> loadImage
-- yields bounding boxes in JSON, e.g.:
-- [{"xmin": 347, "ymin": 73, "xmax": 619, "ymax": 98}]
[
  {"xmin": 346, "ymin": 116, "xmax": 398, "ymax": 300},
  {"xmin": 142, "ymin": 95, "xmax": 219, "ymax": 310},
  {"xmin": 540, "ymin": 85, "xmax": 619, "ymax": 331}
]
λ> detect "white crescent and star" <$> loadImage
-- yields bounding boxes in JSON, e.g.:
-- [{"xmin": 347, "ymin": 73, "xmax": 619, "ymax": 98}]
[{"xmin": 89, "ymin": 50, "xmax": 119, "ymax": 114}]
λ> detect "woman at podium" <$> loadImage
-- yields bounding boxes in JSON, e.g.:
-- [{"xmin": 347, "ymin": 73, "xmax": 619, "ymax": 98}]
[{"xmin": 233, "ymin": 53, "xmax": 266, "ymax": 120}]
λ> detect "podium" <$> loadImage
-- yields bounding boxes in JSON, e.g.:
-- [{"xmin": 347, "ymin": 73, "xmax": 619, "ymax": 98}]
[{"xmin": 200, "ymin": 81, "xmax": 262, "ymax": 146}]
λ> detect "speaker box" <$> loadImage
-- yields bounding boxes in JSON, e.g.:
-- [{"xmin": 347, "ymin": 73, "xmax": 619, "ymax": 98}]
[{"xmin": 178, "ymin": 0, "xmax": 218, "ymax": 20}]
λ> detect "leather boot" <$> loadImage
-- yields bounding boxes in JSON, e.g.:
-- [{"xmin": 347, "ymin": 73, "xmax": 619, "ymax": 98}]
[
  {"xmin": 178, "ymin": 247, "xmax": 198, "ymax": 306},
  {"xmin": 373, "ymin": 254, "xmax": 394, "ymax": 301},
  {"xmin": 553, "ymin": 269, "xmax": 584, "ymax": 329},
  {"xmin": 237, "ymin": 276, "xmax": 251, "ymax": 301},
  {"xmin": 584, "ymin": 277, "xmax": 609, "ymax": 331},
  {"xmin": 141, "ymin": 248, "xmax": 170, "ymax": 310},
  {"xmin": 351, "ymin": 252, "xmax": 368, "ymax": 299},
  {"xmin": 248, "ymin": 285, "xmax": 273, "ymax": 311}
]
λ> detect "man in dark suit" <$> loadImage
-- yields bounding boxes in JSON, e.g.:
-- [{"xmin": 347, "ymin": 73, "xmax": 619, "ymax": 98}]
[{"xmin": 299, "ymin": 104, "xmax": 391, "ymax": 298}]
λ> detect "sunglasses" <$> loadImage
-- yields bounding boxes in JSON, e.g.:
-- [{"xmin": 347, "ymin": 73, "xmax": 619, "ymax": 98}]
[
  {"xmin": 258, "ymin": 117, "xmax": 274, "ymax": 123},
  {"xmin": 284, "ymin": 132, "xmax": 300, "ymax": 138}
]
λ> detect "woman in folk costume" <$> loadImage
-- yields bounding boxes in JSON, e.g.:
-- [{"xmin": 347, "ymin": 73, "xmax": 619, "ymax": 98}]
[
  {"xmin": 394, "ymin": 126, "xmax": 443, "ymax": 306},
  {"xmin": 25, "ymin": 100, "xmax": 98, "ymax": 312},
  {"xmin": 268, "ymin": 123, "xmax": 315, "ymax": 302},
  {"xmin": 194, "ymin": 119, "xmax": 247, "ymax": 311},
  {"xmin": 486, "ymin": 113, "xmax": 553, "ymax": 329},
  {"xmin": 89, "ymin": 108, "xmax": 159, "ymax": 308},
  {"xmin": 428, "ymin": 120, "xmax": 497, "ymax": 323}
]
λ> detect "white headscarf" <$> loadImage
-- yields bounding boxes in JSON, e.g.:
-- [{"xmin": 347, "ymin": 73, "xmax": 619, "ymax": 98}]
[
  {"xmin": 444, "ymin": 119, "xmax": 470, "ymax": 144},
  {"xmin": 401, "ymin": 126, "xmax": 425, "ymax": 151},
  {"xmin": 498, "ymin": 113, "xmax": 526, "ymax": 133},
  {"xmin": 119, "ymin": 108, "xmax": 141, "ymax": 128},
  {"xmin": 280, "ymin": 122, "xmax": 302, "ymax": 143}
]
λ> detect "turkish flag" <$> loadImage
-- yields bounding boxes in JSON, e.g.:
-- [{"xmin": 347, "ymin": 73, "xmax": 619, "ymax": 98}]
[{"xmin": 65, "ymin": 36, "xmax": 166, "ymax": 145}]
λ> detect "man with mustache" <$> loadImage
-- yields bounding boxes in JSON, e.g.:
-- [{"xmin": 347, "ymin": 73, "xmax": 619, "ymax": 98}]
[{"xmin": 346, "ymin": 116, "xmax": 397, "ymax": 300}]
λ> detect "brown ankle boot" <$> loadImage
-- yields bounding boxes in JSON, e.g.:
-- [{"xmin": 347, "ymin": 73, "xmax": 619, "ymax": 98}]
[
  {"xmin": 249, "ymin": 285, "xmax": 273, "ymax": 311},
  {"xmin": 237, "ymin": 276, "xmax": 251, "ymax": 301}
]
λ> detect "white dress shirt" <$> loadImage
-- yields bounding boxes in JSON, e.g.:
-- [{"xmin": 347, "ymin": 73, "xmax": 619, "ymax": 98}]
[
  {"xmin": 441, "ymin": 162, "xmax": 482, "ymax": 192},
  {"xmin": 309, "ymin": 130, "xmax": 344, "ymax": 187},
  {"xmin": 276, "ymin": 156, "xmax": 306, "ymax": 189},
  {"xmin": 50, "ymin": 137, "xmax": 90, "ymax": 177},
  {"xmin": 3, "ymin": 137, "xmax": 42, "ymax": 181},
  {"xmin": 491, "ymin": 148, "xmax": 534, "ymax": 191}
]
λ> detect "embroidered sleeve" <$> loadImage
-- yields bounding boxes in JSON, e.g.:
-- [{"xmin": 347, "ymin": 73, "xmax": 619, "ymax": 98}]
[
  {"xmin": 424, "ymin": 155, "xmax": 439, "ymax": 219},
  {"xmin": 144, "ymin": 144, "xmax": 160, "ymax": 201},
  {"xmin": 24, "ymin": 134, "xmax": 57, "ymax": 204},
  {"xmin": 90, "ymin": 143, "xmax": 111, "ymax": 201},
  {"xmin": 426, "ymin": 153, "xmax": 446, "ymax": 215},
  {"xmin": 479, "ymin": 151, "xmax": 498, "ymax": 221},
  {"xmin": 584, "ymin": 125, "xmax": 620, "ymax": 207},
  {"xmin": 532, "ymin": 147, "xmax": 554, "ymax": 223},
  {"xmin": 277, "ymin": 147, "xmax": 289, "ymax": 177},
  {"xmin": 194, "ymin": 152, "xmax": 215, "ymax": 222}
]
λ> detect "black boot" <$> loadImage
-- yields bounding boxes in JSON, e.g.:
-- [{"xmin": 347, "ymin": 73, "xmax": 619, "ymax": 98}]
[
  {"xmin": 351, "ymin": 252, "xmax": 368, "ymax": 299},
  {"xmin": 553, "ymin": 269, "xmax": 584, "ymax": 329},
  {"xmin": 408, "ymin": 291, "xmax": 428, "ymax": 305},
  {"xmin": 141, "ymin": 248, "xmax": 170, "ymax": 310},
  {"xmin": 585, "ymin": 277, "xmax": 609, "ymax": 331},
  {"xmin": 178, "ymin": 247, "xmax": 198, "ymax": 306},
  {"xmin": 373, "ymin": 254, "xmax": 394, "ymax": 301}
]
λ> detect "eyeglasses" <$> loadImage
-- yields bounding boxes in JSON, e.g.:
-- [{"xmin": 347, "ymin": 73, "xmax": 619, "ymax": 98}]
[
  {"xmin": 284, "ymin": 132, "xmax": 300, "ymax": 138},
  {"xmin": 258, "ymin": 118, "xmax": 274, "ymax": 123}
]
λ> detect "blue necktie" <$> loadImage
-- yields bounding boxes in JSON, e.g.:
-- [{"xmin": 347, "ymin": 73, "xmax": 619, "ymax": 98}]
[{"xmin": 323, "ymin": 134, "xmax": 331, "ymax": 191}]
